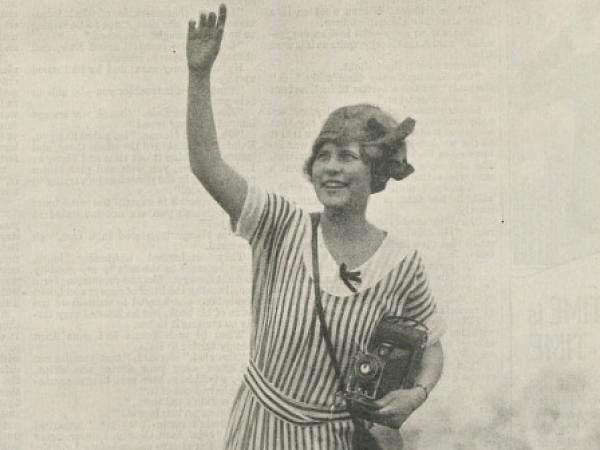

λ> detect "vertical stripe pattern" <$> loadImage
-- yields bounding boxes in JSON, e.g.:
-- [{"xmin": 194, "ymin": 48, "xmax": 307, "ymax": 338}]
[{"xmin": 224, "ymin": 191, "xmax": 439, "ymax": 449}]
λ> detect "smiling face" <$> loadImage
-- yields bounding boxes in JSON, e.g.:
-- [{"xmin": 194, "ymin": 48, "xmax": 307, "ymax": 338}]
[{"xmin": 311, "ymin": 141, "xmax": 372, "ymax": 212}]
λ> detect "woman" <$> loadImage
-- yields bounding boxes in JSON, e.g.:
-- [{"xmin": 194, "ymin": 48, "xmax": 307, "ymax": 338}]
[{"xmin": 186, "ymin": 5, "xmax": 445, "ymax": 449}]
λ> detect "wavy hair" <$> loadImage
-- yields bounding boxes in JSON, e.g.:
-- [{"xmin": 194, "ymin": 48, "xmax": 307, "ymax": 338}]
[{"xmin": 304, "ymin": 104, "xmax": 415, "ymax": 194}]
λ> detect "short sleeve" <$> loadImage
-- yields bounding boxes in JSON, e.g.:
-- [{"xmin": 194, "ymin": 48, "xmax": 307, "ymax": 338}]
[
  {"xmin": 230, "ymin": 183, "xmax": 300, "ymax": 249},
  {"xmin": 231, "ymin": 183, "xmax": 268, "ymax": 241},
  {"xmin": 402, "ymin": 253, "xmax": 446, "ymax": 345}
]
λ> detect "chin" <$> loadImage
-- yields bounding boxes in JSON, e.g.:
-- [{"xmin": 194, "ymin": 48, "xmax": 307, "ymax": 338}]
[
  {"xmin": 320, "ymin": 198, "xmax": 345, "ymax": 209},
  {"xmin": 322, "ymin": 197, "xmax": 363, "ymax": 214},
  {"xmin": 316, "ymin": 191, "xmax": 348, "ymax": 209},
  {"xmin": 322, "ymin": 201, "xmax": 348, "ymax": 211}
]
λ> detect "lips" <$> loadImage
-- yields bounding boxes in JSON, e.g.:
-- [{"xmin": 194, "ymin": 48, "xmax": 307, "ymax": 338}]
[{"xmin": 322, "ymin": 180, "xmax": 347, "ymax": 188}]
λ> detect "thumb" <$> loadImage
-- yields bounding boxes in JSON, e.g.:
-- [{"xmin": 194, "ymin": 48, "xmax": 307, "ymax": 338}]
[
  {"xmin": 372, "ymin": 391, "xmax": 396, "ymax": 409},
  {"xmin": 188, "ymin": 20, "xmax": 196, "ymax": 37},
  {"xmin": 215, "ymin": 4, "xmax": 227, "ymax": 41}
]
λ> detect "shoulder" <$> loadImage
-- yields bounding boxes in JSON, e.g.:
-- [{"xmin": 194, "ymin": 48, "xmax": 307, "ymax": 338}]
[
  {"xmin": 357, "ymin": 232, "xmax": 420, "ymax": 290},
  {"xmin": 233, "ymin": 183, "xmax": 307, "ymax": 244},
  {"xmin": 379, "ymin": 232, "xmax": 419, "ymax": 269},
  {"xmin": 259, "ymin": 188, "xmax": 307, "ymax": 226}
]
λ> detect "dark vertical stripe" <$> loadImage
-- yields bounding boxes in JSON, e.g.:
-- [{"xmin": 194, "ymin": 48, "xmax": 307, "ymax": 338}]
[
  {"xmin": 287, "ymin": 305, "xmax": 321, "ymax": 398},
  {"xmin": 303, "ymin": 292, "xmax": 341, "ymax": 404},
  {"xmin": 269, "ymin": 268, "xmax": 307, "ymax": 382},
  {"xmin": 278, "ymin": 275, "xmax": 316, "ymax": 392},
  {"xmin": 259, "ymin": 212, "xmax": 305, "ymax": 367},
  {"xmin": 313, "ymin": 294, "xmax": 360, "ymax": 405},
  {"xmin": 277, "ymin": 277, "xmax": 316, "ymax": 392},
  {"xmin": 392, "ymin": 251, "xmax": 421, "ymax": 313}
]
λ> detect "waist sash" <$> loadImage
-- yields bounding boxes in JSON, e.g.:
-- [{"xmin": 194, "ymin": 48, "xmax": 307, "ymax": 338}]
[{"xmin": 243, "ymin": 360, "xmax": 351, "ymax": 426}]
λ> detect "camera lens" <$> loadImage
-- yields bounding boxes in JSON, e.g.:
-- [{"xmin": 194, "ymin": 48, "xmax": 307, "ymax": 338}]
[
  {"xmin": 359, "ymin": 362, "xmax": 374, "ymax": 376},
  {"xmin": 355, "ymin": 354, "xmax": 381, "ymax": 381}
]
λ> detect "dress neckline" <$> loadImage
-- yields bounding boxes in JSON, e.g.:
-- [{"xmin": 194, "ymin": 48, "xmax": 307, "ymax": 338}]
[
  {"xmin": 303, "ymin": 211, "xmax": 414, "ymax": 297},
  {"xmin": 317, "ymin": 224, "xmax": 389, "ymax": 273}
]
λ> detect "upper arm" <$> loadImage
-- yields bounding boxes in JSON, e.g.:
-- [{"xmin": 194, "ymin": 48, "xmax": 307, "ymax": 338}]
[
  {"xmin": 422, "ymin": 340, "xmax": 443, "ymax": 379},
  {"xmin": 400, "ymin": 251, "xmax": 446, "ymax": 345},
  {"xmin": 426, "ymin": 340, "xmax": 443, "ymax": 358},
  {"xmin": 191, "ymin": 156, "xmax": 247, "ymax": 225}
]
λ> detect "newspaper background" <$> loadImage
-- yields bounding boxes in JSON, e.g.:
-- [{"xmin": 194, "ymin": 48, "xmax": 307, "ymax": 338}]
[{"xmin": 2, "ymin": 0, "xmax": 600, "ymax": 448}]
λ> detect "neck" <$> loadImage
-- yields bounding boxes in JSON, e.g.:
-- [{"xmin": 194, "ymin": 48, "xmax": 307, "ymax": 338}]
[{"xmin": 321, "ymin": 205, "xmax": 370, "ymax": 241}]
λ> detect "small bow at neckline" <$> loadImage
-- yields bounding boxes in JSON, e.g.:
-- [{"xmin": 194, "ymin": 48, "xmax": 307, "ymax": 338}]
[{"xmin": 339, "ymin": 263, "xmax": 361, "ymax": 293}]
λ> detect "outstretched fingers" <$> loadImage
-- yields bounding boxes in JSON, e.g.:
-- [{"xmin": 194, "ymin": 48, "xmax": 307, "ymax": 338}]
[
  {"xmin": 188, "ymin": 20, "xmax": 196, "ymax": 36},
  {"xmin": 215, "ymin": 4, "xmax": 227, "ymax": 39},
  {"xmin": 217, "ymin": 4, "xmax": 227, "ymax": 29},
  {"xmin": 196, "ymin": 11, "xmax": 212, "ymax": 39},
  {"xmin": 207, "ymin": 11, "xmax": 216, "ymax": 27},
  {"xmin": 194, "ymin": 5, "xmax": 226, "ymax": 35},
  {"xmin": 189, "ymin": 4, "xmax": 226, "ymax": 43}
]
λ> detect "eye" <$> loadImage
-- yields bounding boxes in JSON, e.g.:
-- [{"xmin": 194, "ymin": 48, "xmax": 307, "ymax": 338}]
[
  {"xmin": 315, "ymin": 150, "xmax": 329, "ymax": 161},
  {"xmin": 339, "ymin": 150, "xmax": 359, "ymax": 161}
]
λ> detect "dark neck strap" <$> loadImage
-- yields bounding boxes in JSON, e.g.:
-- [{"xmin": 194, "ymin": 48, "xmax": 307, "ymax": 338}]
[
  {"xmin": 310, "ymin": 213, "xmax": 370, "ymax": 443},
  {"xmin": 310, "ymin": 213, "xmax": 345, "ymax": 391}
]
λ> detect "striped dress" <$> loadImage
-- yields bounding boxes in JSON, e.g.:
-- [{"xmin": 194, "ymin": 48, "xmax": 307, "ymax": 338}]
[{"xmin": 224, "ymin": 185, "xmax": 445, "ymax": 449}]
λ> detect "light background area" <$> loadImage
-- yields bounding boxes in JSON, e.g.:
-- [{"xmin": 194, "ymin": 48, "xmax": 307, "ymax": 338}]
[{"xmin": 2, "ymin": 0, "xmax": 600, "ymax": 448}]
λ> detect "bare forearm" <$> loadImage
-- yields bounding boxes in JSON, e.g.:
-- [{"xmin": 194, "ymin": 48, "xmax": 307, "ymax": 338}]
[
  {"xmin": 185, "ymin": 5, "xmax": 246, "ymax": 220},
  {"xmin": 370, "ymin": 340, "xmax": 444, "ymax": 428},
  {"xmin": 414, "ymin": 340, "xmax": 444, "ymax": 396},
  {"xmin": 187, "ymin": 71, "xmax": 221, "ymax": 176}
]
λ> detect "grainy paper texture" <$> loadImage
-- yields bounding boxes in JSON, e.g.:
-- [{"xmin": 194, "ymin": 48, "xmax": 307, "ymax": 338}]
[{"xmin": 2, "ymin": 0, "xmax": 600, "ymax": 448}]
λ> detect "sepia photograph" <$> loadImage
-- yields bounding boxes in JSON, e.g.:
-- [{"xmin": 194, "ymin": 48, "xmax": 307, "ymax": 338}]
[{"xmin": 2, "ymin": 0, "xmax": 600, "ymax": 448}]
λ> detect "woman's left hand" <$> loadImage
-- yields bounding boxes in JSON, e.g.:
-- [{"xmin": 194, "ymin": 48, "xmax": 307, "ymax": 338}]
[{"xmin": 366, "ymin": 387, "xmax": 427, "ymax": 429}]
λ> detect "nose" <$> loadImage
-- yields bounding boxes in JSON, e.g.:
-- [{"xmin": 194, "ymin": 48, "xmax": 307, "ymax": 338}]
[{"xmin": 322, "ymin": 155, "xmax": 342, "ymax": 173}]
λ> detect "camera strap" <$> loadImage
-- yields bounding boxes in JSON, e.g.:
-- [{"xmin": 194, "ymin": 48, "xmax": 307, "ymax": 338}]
[
  {"xmin": 310, "ymin": 213, "xmax": 369, "ymax": 422},
  {"xmin": 309, "ymin": 212, "xmax": 346, "ymax": 389},
  {"xmin": 310, "ymin": 213, "xmax": 387, "ymax": 450}
]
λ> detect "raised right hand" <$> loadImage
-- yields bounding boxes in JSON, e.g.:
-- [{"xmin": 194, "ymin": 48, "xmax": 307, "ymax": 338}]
[{"xmin": 187, "ymin": 4, "xmax": 227, "ymax": 75}]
